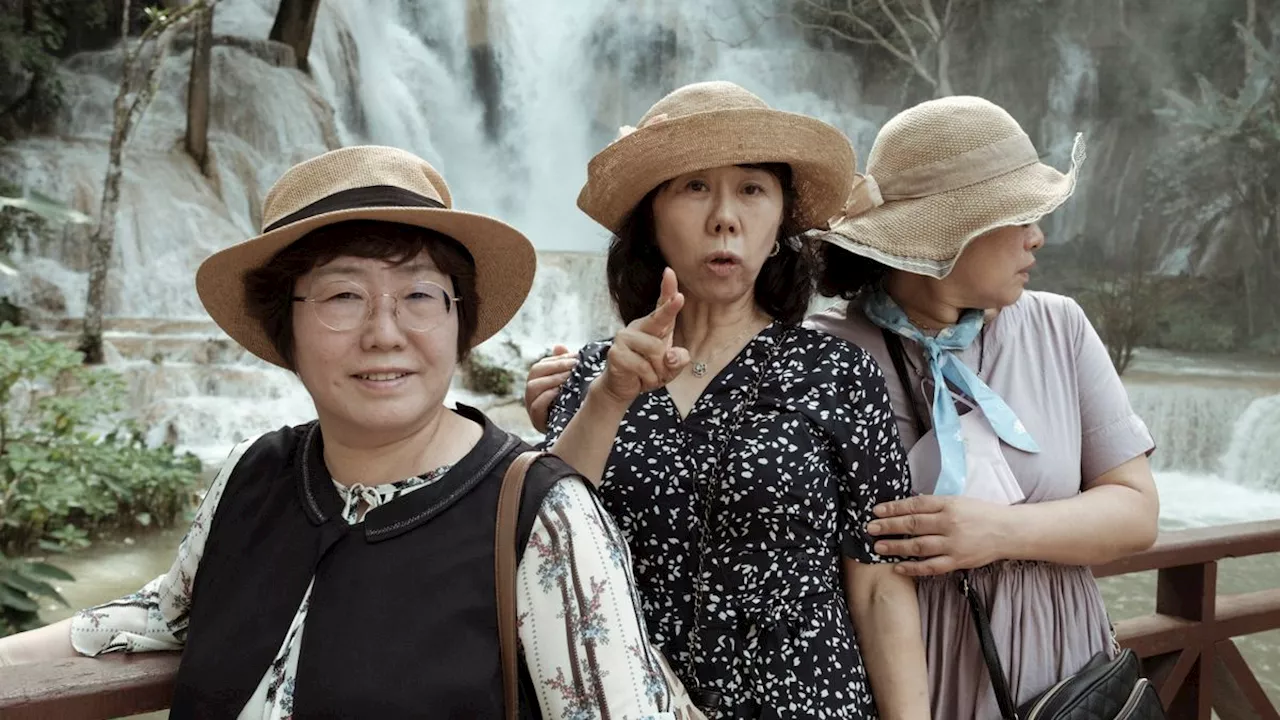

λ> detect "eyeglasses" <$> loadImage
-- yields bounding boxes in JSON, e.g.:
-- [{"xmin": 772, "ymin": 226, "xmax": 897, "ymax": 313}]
[{"xmin": 292, "ymin": 280, "xmax": 460, "ymax": 333}]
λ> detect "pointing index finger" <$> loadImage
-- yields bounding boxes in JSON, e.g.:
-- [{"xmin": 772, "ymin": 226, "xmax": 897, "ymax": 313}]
[{"xmin": 656, "ymin": 267, "xmax": 678, "ymax": 310}]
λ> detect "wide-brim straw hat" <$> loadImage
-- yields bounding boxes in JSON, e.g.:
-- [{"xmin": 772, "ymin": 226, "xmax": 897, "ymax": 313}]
[
  {"xmin": 577, "ymin": 81, "xmax": 856, "ymax": 234},
  {"xmin": 195, "ymin": 145, "xmax": 536, "ymax": 368},
  {"xmin": 822, "ymin": 95, "xmax": 1085, "ymax": 278}
]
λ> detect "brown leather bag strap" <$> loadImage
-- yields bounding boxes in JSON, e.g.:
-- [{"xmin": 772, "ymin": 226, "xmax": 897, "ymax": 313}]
[{"xmin": 495, "ymin": 450, "xmax": 546, "ymax": 720}]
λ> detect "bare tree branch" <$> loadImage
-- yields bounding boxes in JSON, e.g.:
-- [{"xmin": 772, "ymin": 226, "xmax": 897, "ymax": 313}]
[
  {"xmin": 704, "ymin": 1, "xmax": 772, "ymax": 48},
  {"xmin": 876, "ymin": 0, "xmax": 922, "ymax": 62},
  {"xmin": 80, "ymin": 0, "xmax": 212, "ymax": 363},
  {"xmin": 794, "ymin": 0, "xmax": 924, "ymax": 72},
  {"xmin": 124, "ymin": 27, "xmax": 180, "ymax": 136},
  {"xmin": 121, "ymin": 2, "xmax": 209, "ymax": 139},
  {"xmin": 919, "ymin": 0, "xmax": 946, "ymax": 39},
  {"xmin": 1245, "ymin": 0, "xmax": 1258, "ymax": 77},
  {"xmin": 920, "ymin": 0, "xmax": 953, "ymax": 94},
  {"xmin": 897, "ymin": 1, "xmax": 935, "ymax": 40},
  {"xmin": 790, "ymin": 17, "xmax": 881, "ymax": 45}
]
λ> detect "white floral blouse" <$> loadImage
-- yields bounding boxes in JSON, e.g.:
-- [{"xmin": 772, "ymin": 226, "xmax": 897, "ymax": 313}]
[{"xmin": 69, "ymin": 436, "xmax": 702, "ymax": 720}]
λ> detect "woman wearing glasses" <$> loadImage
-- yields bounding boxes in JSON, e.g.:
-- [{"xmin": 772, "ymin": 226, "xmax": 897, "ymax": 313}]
[{"xmin": 0, "ymin": 146, "xmax": 702, "ymax": 720}]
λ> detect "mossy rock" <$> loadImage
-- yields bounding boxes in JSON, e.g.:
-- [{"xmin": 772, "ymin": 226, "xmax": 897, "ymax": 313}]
[
  {"xmin": 461, "ymin": 352, "xmax": 516, "ymax": 396},
  {"xmin": 0, "ymin": 296, "xmax": 24, "ymax": 327}
]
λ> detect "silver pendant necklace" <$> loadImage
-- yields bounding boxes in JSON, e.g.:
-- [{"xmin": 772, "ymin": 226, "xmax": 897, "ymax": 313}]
[{"xmin": 689, "ymin": 325, "xmax": 760, "ymax": 379}]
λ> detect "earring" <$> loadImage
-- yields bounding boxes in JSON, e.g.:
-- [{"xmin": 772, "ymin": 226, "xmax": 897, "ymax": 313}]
[{"xmin": 769, "ymin": 240, "xmax": 781, "ymax": 258}]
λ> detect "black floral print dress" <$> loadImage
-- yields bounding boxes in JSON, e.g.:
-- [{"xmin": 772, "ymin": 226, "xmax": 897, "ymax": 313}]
[{"xmin": 544, "ymin": 321, "xmax": 913, "ymax": 719}]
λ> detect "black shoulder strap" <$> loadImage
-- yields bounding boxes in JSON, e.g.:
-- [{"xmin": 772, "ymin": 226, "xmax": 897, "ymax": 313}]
[
  {"xmin": 883, "ymin": 328, "xmax": 1018, "ymax": 719},
  {"xmin": 881, "ymin": 328, "xmax": 930, "ymax": 439},
  {"xmin": 960, "ymin": 574, "xmax": 1019, "ymax": 719}
]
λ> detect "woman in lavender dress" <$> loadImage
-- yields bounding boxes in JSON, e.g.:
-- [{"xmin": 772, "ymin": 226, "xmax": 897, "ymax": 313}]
[{"xmin": 809, "ymin": 96, "xmax": 1160, "ymax": 717}]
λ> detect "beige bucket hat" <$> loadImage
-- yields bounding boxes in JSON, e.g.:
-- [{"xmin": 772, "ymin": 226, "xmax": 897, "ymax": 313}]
[
  {"xmin": 822, "ymin": 95, "xmax": 1085, "ymax": 278},
  {"xmin": 577, "ymin": 81, "xmax": 856, "ymax": 234},
  {"xmin": 195, "ymin": 145, "xmax": 536, "ymax": 368}
]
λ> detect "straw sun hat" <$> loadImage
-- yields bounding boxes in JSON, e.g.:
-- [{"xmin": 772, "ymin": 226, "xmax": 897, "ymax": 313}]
[
  {"xmin": 822, "ymin": 95, "xmax": 1086, "ymax": 278},
  {"xmin": 195, "ymin": 145, "xmax": 536, "ymax": 368},
  {"xmin": 577, "ymin": 81, "xmax": 856, "ymax": 234}
]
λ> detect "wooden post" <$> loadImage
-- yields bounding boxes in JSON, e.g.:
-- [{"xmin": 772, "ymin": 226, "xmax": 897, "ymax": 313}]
[{"xmin": 1156, "ymin": 561, "xmax": 1217, "ymax": 719}]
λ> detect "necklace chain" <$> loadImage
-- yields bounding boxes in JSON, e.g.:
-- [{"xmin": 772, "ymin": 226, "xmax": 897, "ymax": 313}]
[{"xmin": 689, "ymin": 323, "xmax": 766, "ymax": 378}]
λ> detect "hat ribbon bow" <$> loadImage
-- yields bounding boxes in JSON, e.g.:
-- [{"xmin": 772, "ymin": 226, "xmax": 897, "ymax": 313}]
[
  {"xmin": 841, "ymin": 173, "xmax": 885, "ymax": 219},
  {"xmin": 616, "ymin": 113, "xmax": 670, "ymax": 141}
]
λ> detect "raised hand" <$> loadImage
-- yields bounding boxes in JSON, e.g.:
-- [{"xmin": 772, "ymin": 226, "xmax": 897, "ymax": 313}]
[
  {"xmin": 595, "ymin": 268, "xmax": 691, "ymax": 406},
  {"xmin": 524, "ymin": 344, "xmax": 575, "ymax": 432}
]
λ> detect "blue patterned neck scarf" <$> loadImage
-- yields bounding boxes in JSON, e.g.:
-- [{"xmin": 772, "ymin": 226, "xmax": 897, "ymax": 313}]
[{"xmin": 862, "ymin": 289, "xmax": 1040, "ymax": 496}]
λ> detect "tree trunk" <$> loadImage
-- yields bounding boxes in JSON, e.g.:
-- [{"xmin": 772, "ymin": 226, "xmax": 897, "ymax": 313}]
[
  {"xmin": 934, "ymin": 37, "xmax": 954, "ymax": 97},
  {"xmin": 922, "ymin": 0, "xmax": 954, "ymax": 97},
  {"xmin": 80, "ymin": 0, "xmax": 135, "ymax": 365},
  {"xmin": 466, "ymin": 0, "xmax": 501, "ymax": 140},
  {"xmin": 80, "ymin": 137, "xmax": 124, "ymax": 364},
  {"xmin": 269, "ymin": 0, "xmax": 323, "ymax": 72},
  {"xmin": 1245, "ymin": 0, "xmax": 1257, "ymax": 77},
  {"xmin": 80, "ymin": 0, "xmax": 193, "ymax": 363},
  {"xmin": 185, "ymin": 2, "xmax": 214, "ymax": 175}
]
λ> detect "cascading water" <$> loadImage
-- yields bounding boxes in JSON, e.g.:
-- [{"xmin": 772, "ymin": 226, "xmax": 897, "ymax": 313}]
[
  {"xmin": 1123, "ymin": 364, "xmax": 1280, "ymax": 525},
  {"xmin": 1126, "ymin": 383, "xmax": 1264, "ymax": 474},
  {"xmin": 0, "ymin": 0, "xmax": 1276, "ymax": 525},
  {"xmin": 1222, "ymin": 394, "xmax": 1280, "ymax": 492}
]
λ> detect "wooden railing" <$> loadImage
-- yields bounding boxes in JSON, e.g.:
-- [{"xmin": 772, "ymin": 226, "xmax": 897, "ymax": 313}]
[
  {"xmin": 2, "ymin": 520, "xmax": 1278, "ymax": 719},
  {"xmin": 1094, "ymin": 519, "xmax": 1280, "ymax": 719},
  {"xmin": 0, "ymin": 653, "xmax": 178, "ymax": 719}
]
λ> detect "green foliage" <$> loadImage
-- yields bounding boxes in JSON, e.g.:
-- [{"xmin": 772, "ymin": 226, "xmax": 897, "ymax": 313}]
[
  {"xmin": 0, "ymin": 298, "xmax": 22, "ymax": 327},
  {"xmin": 0, "ymin": 550, "xmax": 72, "ymax": 635},
  {"xmin": 0, "ymin": 186, "xmax": 93, "ymax": 277},
  {"xmin": 0, "ymin": 180, "xmax": 43, "ymax": 259},
  {"xmin": 1034, "ymin": 244, "xmax": 1268, "ymax": 361},
  {"xmin": 0, "ymin": 0, "xmax": 108, "ymax": 128},
  {"xmin": 0, "ymin": 190, "xmax": 91, "ymax": 226},
  {"xmin": 1149, "ymin": 17, "xmax": 1280, "ymax": 342},
  {"xmin": 0, "ymin": 324, "xmax": 203, "ymax": 555},
  {"xmin": 461, "ymin": 351, "xmax": 516, "ymax": 397},
  {"xmin": 1155, "ymin": 18, "xmax": 1280, "ymax": 187}
]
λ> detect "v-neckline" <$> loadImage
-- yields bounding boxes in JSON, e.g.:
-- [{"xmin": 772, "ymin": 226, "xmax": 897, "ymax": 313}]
[{"xmin": 659, "ymin": 321, "xmax": 778, "ymax": 422}]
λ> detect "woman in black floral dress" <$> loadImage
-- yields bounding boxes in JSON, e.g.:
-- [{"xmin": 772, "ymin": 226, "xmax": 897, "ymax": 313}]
[{"xmin": 538, "ymin": 82, "xmax": 930, "ymax": 719}]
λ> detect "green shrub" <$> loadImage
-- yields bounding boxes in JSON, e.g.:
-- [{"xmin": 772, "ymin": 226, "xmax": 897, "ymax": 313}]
[
  {"xmin": 0, "ymin": 323, "xmax": 202, "ymax": 555},
  {"xmin": 0, "ymin": 550, "xmax": 72, "ymax": 635},
  {"xmin": 461, "ymin": 351, "xmax": 516, "ymax": 396}
]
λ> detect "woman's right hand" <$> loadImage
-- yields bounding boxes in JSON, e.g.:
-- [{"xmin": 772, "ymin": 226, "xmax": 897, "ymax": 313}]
[
  {"xmin": 524, "ymin": 345, "xmax": 576, "ymax": 433},
  {"xmin": 592, "ymin": 268, "xmax": 691, "ymax": 407}
]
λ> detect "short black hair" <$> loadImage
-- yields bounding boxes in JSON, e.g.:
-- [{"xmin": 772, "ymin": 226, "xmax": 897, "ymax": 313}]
[
  {"xmin": 605, "ymin": 163, "xmax": 818, "ymax": 325},
  {"xmin": 244, "ymin": 220, "xmax": 478, "ymax": 369}
]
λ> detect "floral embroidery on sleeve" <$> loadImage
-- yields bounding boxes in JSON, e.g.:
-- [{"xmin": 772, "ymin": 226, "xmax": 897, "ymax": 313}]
[
  {"xmin": 518, "ymin": 478, "xmax": 703, "ymax": 720},
  {"xmin": 69, "ymin": 436, "xmax": 258, "ymax": 656}
]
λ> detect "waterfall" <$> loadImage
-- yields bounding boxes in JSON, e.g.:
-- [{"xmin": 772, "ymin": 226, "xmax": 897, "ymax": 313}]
[
  {"xmin": 1125, "ymin": 368, "xmax": 1280, "ymax": 497},
  {"xmin": 1221, "ymin": 394, "xmax": 1280, "ymax": 492},
  {"xmin": 1125, "ymin": 383, "xmax": 1265, "ymax": 474},
  {"xmin": 1, "ymin": 0, "xmax": 1278, "ymax": 527},
  {"xmin": 1, "ymin": 0, "xmax": 337, "ymax": 321},
  {"xmin": 0, "ymin": 0, "xmax": 1111, "ymax": 317}
]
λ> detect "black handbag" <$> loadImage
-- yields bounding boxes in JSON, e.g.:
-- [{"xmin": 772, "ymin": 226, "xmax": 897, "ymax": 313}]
[
  {"xmin": 960, "ymin": 571, "xmax": 1165, "ymax": 719},
  {"xmin": 880, "ymin": 329, "xmax": 1166, "ymax": 719}
]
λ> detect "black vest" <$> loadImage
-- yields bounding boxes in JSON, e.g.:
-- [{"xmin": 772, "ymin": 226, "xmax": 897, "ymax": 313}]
[{"xmin": 171, "ymin": 405, "xmax": 567, "ymax": 719}]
